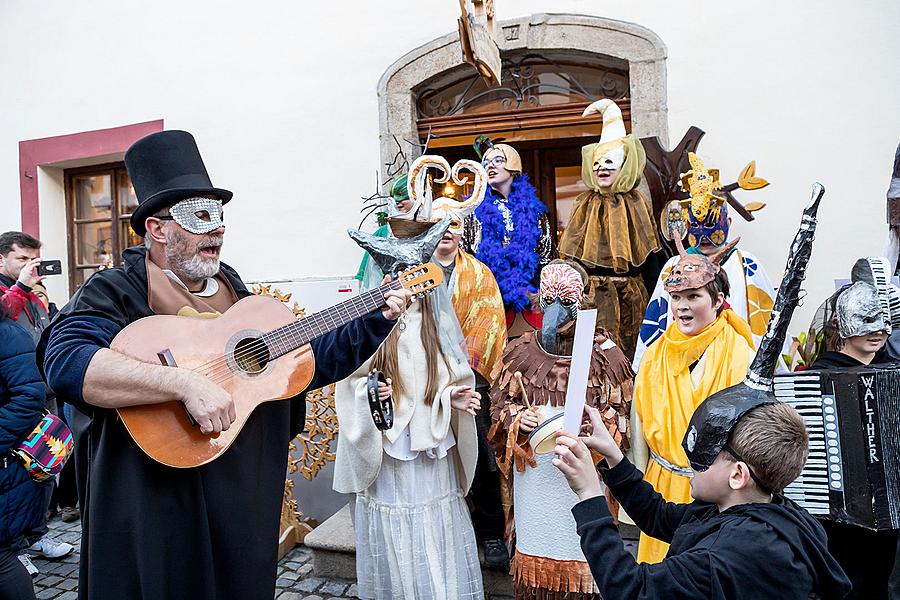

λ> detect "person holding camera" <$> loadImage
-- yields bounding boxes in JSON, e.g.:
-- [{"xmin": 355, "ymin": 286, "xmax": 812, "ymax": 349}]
[
  {"xmin": 0, "ymin": 231, "xmax": 73, "ymax": 574},
  {"xmin": 0, "ymin": 232, "xmax": 51, "ymax": 346}
]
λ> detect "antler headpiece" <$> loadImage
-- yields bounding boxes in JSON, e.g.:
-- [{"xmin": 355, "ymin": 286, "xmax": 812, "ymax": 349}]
[{"xmin": 663, "ymin": 234, "xmax": 739, "ymax": 294}]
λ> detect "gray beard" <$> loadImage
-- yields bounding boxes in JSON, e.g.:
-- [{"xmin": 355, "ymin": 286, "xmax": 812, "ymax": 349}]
[
  {"xmin": 164, "ymin": 233, "xmax": 222, "ymax": 285},
  {"xmin": 167, "ymin": 252, "xmax": 219, "ymax": 284}
]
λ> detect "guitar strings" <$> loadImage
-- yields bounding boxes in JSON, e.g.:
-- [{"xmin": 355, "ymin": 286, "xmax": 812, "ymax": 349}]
[
  {"xmin": 200, "ymin": 275, "xmax": 431, "ymax": 383},
  {"xmin": 198, "ymin": 271, "xmax": 435, "ymax": 382},
  {"xmin": 183, "ymin": 276, "xmax": 419, "ymax": 384},
  {"xmin": 200, "ymin": 300, "xmax": 379, "ymax": 384},
  {"xmin": 195, "ymin": 283, "xmax": 396, "ymax": 383},
  {"xmin": 200, "ymin": 292, "xmax": 386, "ymax": 384}
]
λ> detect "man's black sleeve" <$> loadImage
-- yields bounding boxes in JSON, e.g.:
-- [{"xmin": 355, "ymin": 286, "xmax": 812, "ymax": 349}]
[
  {"xmin": 602, "ymin": 457, "xmax": 697, "ymax": 542},
  {"xmin": 306, "ymin": 311, "xmax": 395, "ymax": 391},
  {"xmin": 42, "ymin": 314, "xmax": 120, "ymax": 410},
  {"xmin": 289, "ymin": 311, "xmax": 395, "ymax": 437}
]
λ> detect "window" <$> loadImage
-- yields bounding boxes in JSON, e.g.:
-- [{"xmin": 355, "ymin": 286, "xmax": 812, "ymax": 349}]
[
  {"xmin": 65, "ymin": 163, "xmax": 141, "ymax": 292},
  {"xmin": 414, "ymin": 50, "xmax": 630, "ymax": 141}
]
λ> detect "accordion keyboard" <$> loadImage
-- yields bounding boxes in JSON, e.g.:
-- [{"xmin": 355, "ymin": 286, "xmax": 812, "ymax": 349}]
[{"xmin": 774, "ymin": 374, "xmax": 842, "ymax": 516}]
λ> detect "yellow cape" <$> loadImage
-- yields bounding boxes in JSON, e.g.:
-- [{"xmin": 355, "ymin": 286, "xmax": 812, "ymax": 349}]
[{"xmin": 634, "ymin": 309, "xmax": 753, "ymax": 563}]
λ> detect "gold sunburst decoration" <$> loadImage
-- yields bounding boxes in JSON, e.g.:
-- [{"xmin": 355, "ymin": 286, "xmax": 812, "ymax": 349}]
[
  {"xmin": 251, "ymin": 283, "xmax": 340, "ymax": 557},
  {"xmin": 295, "ymin": 385, "xmax": 338, "ymax": 480}
]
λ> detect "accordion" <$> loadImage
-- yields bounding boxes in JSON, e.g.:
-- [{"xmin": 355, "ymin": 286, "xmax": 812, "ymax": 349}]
[{"xmin": 774, "ymin": 367, "xmax": 900, "ymax": 530}]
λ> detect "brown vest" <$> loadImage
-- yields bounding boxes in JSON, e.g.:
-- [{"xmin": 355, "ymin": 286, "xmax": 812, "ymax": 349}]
[{"xmin": 145, "ymin": 254, "xmax": 239, "ymax": 318}]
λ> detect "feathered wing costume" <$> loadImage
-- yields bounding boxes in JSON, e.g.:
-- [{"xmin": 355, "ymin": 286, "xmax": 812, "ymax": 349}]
[{"xmin": 488, "ymin": 262, "xmax": 634, "ymax": 600}]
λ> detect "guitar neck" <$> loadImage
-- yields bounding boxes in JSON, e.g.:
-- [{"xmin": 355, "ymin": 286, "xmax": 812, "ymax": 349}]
[{"xmin": 261, "ymin": 279, "xmax": 401, "ymax": 358}]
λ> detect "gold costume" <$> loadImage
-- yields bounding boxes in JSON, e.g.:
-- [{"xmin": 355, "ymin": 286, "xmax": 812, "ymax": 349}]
[{"xmin": 450, "ymin": 249, "xmax": 508, "ymax": 379}]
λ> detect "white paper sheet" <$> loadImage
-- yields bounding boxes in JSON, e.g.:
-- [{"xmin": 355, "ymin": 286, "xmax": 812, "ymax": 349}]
[{"xmin": 562, "ymin": 309, "xmax": 598, "ymax": 437}]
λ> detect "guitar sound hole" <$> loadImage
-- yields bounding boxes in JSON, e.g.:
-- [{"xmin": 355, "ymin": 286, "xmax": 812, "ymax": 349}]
[{"xmin": 233, "ymin": 336, "xmax": 270, "ymax": 374}]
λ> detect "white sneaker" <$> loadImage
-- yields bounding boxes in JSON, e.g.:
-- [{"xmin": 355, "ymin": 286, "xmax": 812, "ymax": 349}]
[
  {"xmin": 27, "ymin": 535, "xmax": 74, "ymax": 559},
  {"xmin": 17, "ymin": 554, "xmax": 39, "ymax": 577}
]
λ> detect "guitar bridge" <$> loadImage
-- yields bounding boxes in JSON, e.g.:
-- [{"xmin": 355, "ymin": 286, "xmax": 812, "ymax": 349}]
[
  {"xmin": 156, "ymin": 349, "xmax": 196, "ymax": 427},
  {"xmin": 157, "ymin": 349, "xmax": 177, "ymax": 367}
]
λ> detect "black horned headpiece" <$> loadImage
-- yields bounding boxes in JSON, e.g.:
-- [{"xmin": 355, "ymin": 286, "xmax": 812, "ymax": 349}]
[{"xmin": 682, "ymin": 183, "xmax": 826, "ymax": 472}]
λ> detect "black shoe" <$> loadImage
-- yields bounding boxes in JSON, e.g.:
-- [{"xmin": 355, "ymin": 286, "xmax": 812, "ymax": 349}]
[
  {"xmin": 482, "ymin": 538, "xmax": 509, "ymax": 569},
  {"xmin": 60, "ymin": 507, "xmax": 80, "ymax": 523}
]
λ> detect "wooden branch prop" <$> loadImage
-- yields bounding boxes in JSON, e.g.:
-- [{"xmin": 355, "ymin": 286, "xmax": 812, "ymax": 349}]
[
  {"xmin": 717, "ymin": 160, "xmax": 770, "ymax": 221},
  {"xmin": 641, "ymin": 126, "xmax": 706, "ymax": 219}
]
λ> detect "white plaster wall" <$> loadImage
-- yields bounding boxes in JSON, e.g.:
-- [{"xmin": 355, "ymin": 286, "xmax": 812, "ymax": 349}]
[{"xmin": 1, "ymin": 0, "xmax": 898, "ymax": 332}]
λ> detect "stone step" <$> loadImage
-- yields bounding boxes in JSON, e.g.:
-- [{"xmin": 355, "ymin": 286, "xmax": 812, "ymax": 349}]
[{"xmin": 304, "ymin": 502, "xmax": 514, "ymax": 599}]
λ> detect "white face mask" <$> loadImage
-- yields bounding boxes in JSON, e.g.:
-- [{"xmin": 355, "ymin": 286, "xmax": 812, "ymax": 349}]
[
  {"xmin": 593, "ymin": 145, "xmax": 625, "ymax": 172},
  {"xmin": 167, "ymin": 197, "xmax": 225, "ymax": 234}
]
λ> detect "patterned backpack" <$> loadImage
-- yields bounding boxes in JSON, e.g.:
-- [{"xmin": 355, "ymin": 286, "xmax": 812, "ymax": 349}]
[{"xmin": 13, "ymin": 412, "xmax": 74, "ymax": 482}]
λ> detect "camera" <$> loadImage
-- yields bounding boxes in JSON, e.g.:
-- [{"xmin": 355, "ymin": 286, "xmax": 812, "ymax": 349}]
[{"xmin": 37, "ymin": 260, "xmax": 62, "ymax": 277}]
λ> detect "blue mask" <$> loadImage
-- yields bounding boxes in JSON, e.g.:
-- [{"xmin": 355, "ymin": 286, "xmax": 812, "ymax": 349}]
[{"xmin": 687, "ymin": 202, "xmax": 729, "ymax": 249}]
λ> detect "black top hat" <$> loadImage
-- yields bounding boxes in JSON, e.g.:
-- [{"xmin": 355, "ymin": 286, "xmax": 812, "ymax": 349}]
[{"xmin": 126, "ymin": 130, "xmax": 232, "ymax": 236}]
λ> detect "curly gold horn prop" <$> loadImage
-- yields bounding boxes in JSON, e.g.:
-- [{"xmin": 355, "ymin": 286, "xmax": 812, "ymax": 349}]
[{"xmin": 407, "ymin": 155, "xmax": 451, "ymax": 221}]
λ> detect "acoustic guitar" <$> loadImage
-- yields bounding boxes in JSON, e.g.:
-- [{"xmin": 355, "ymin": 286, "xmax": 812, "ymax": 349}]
[{"xmin": 113, "ymin": 263, "xmax": 442, "ymax": 468}]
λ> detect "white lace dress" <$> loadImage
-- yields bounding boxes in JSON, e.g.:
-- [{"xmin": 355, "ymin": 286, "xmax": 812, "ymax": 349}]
[{"xmin": 354, "ymin": 438, "xmax": 483, "ymax": 599}]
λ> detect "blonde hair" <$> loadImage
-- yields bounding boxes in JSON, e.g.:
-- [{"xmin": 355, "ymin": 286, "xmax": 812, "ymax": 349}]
[
  {"xmin": 727, "ymin": 402, "xmax": 809, "ymax": 494},
  {"xmin": 371, "ymin": 295, "xmax": 452, "ymax": 405}
]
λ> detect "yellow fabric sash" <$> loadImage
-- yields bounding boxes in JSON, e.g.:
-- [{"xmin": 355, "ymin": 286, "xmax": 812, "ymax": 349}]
[
  {"xmin": 451, "ymin": 250, "xmax": 508, "ymax": 380},
  {"xmin": 634, "ymin": 309, "xmax": 753, "ymax": 564}
]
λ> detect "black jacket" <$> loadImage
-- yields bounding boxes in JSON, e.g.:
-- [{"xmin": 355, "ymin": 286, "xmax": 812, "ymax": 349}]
[
  {"xmin": 810, "ymin": 351, "xmax": 868, "ymax": 369},
  {"xmin": 572, "ymin": 457, "xmax": 852, "ymax": 600}
]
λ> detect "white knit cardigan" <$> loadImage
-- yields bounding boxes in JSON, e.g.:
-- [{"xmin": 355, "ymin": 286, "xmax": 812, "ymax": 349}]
[{"xmin": 332, "ymin": 303, "xmax": 478, "ymax": 494}]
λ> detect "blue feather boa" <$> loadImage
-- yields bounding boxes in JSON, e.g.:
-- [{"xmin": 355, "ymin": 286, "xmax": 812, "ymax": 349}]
[{"xmin": 474, "ymin": 174, "xmax": 546, "ymax": 312}]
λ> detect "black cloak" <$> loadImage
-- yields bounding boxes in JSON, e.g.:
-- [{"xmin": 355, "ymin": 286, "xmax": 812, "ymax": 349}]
[{"xmin": 38, "ymin": 247, "xmax": 394, "ymax": 600}]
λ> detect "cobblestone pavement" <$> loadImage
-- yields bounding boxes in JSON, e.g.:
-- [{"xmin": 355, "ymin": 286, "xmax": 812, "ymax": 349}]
[
  {"xmin": 31, "ymin": 516, "xmax": 361, "ymax": 599},
  {"xmin": 31, "ymin": 515, "xmax": 637, "ymax": 599}
]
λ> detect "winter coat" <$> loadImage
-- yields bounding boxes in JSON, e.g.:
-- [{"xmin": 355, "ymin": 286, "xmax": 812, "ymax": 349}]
[
  {"xmin": 0, "ymin": 317, "xmax": 46, "ymax": 549},
  {"xmin": 572, "ymin": 457, "xmax": 852, "ymax": 600},
  {"xmin": 0, "ymin": 273, "xmax": 50, "ymax": 345}
]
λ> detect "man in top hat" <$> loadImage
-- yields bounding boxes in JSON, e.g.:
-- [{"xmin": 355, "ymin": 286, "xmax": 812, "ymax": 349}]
[{"xmin": 37, "ymin": 130, "xmax": 411, "ymax": 600}]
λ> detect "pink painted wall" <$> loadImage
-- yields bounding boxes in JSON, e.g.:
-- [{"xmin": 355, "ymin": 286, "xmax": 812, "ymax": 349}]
[{"xmin": 18, "ymin": 120, "xmax": 164, "ymax": 235}]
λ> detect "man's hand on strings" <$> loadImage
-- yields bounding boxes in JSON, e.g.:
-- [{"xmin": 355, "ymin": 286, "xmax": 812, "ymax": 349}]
[{"xmin": 179, "ymin": 370, "xmax": 236, "ymax": 435}]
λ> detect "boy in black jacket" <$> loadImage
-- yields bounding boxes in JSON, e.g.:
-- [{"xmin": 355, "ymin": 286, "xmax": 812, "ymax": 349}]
[{"xmin": 553, "ymin": 402, "xmax": 852, "ymax": 600}]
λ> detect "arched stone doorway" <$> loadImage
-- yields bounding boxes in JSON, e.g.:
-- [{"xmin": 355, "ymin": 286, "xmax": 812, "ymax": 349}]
[{"xmin": 377, "ymin": 12, "xmax": 667, "ymax": 236}]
